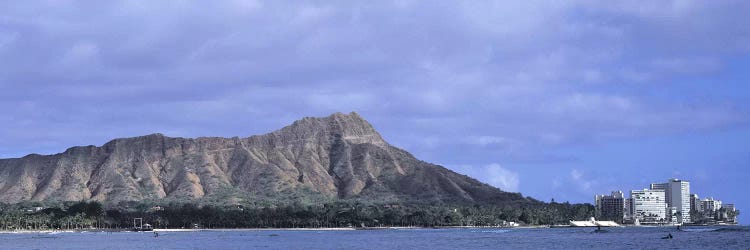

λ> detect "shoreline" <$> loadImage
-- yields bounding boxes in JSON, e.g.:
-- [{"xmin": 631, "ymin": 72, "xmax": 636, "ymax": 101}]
[
  {"xmin": 0, "ymin": 226, "xmax": 531, "ymax": 234},
  {"xmin": 0, "ymin": 224, "xmax": 743, "ymax": 234}
]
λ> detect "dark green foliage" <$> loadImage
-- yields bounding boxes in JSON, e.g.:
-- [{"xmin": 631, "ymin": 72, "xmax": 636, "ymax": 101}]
[
  {"xmin": 66, "ymin": 201, "xmax": 103, "ymax": 217},
  {"xmin": 0, "ymin": 201, "xmax": 105, "ymax": 230},
  {"xmin": 0, "ymin": 200, "xmax": 595, "ymax": 230}
]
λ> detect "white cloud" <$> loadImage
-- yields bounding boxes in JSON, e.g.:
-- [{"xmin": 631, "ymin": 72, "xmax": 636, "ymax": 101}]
[
  {"xmin": 552, "ymin": 178, "xmax": 562, "ymax": 188},
  {"xmin": 0, "ymin": 1, "xmax": 748, "ymax": 162},
  {"xmin": 0, "ymin": 32, "xmax": 17, "ymax": 50},
  {"xmin": 650, "ymin": 57, "xmax": 722, "ymax": 74},
  {"xmin": 293, "ymin": 5, "xmax": 335, "ymax": 24},
  {"xmin": 231, "ymin": 0, "xmax": 263, "ymax": 13},
  {"xmin": 0, "ymin": 1, "xmax": 747, "ymax": 209},
  {"xmin": 59, "ymin": 41, "xmax": 101, "ymax": 70},
  {"xmin": 571, "ymin": 169, "xmax": 583, "ymax": 180},
  {"xmin": 484, "ymin": 164, "xmax": 520, "ymax": 192},
  {"xmin": 570, "ymin": 169, "xmax": 594, "ymax": 192},
  {"xmin": 467, "ymin": 136, "xmax": 508, "ymax": 146},
  {"xmin": 452, "ymin": 163, "xmax": 520, "ymax": 192}
]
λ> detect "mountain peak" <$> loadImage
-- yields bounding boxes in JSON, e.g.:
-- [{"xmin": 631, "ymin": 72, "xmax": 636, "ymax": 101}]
[
  {"xmin": 0, "ymin": 112, "xmax": 526, "ymax": 206},
  {"xmin": 329, "ymin": 111, "xmax": 362, "ymax": 119},
  {"xmin": 299, "ymin": 111, "xmax": 366, "ymax": 125},
  {"xmin": 280, "ymin": 112, "xmax": 386, "ymax": 146}
]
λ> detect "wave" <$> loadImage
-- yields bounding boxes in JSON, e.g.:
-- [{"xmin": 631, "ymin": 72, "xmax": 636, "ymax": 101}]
[
  {"xmin": 31, "ymin": 235, "xmax": 58, "ymax": 239},
  {"xmin": 680, "ymin": 228, "xmax": 715, "ymax": 232},
  {"xmin": 473, "ymin": 230, "xmax": 511, "ymax": 234},
  {"xmin": 678, "ymin": 226, "xmax": 750, "ymax": 233},
  {"xmin": 712, "ymin": 227, "xmax": 750, "ymax": 232}
]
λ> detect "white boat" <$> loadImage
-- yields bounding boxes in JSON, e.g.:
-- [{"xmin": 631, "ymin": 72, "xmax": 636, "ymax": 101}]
[{"xmin": 569, "ymin": 217, "xmax": 621, "ymax": 227}]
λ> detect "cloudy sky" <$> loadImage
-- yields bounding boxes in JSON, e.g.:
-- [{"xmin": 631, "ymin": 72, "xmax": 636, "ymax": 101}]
[{"xmin": 1, "ymin": 1, "xmax": 749, "ymax": 218}]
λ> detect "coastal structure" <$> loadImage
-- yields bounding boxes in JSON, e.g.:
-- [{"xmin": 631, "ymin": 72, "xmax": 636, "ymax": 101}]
[
  {"xmin": 595, "ymin": 191, "xmax": 625, "ymax": 223},
  {"xmin": 668, "ymin": 207, "xmax": 678, "ymax": 223},
  {"xmin": 690, "ymin": 194, "xmax": 701, "ymax": 213},
  {"xmin": 650, "ymin": 179, "xmax": 691, "ymax": 223},
  {"xmin": 724, "ymin": 204, "xmax": 736, "ymax": 212},
  {"xmin": 623, "ymin": 198, "xmax": 633, "ymax": 222},
  {"xmin": 691, "ymin": 197, "xmax": 741, "ymax": 224},
  {"xmin": 724, "ymin": 204, "xmax": 737, "ymax": 223},
  {"xmin": 630, "ymin": 189, "xmax": 667, "ymax": 224},
  {"xmin": 594, "ymin": 178, "xmax": 739, "ymax": 225},
  {"xmin": 700, "ymin": 197, "xmax": 722, "ymax": 213},
  {"xmin": 569, "ymin": 217, "xmax": 620, "ymax": 227}
]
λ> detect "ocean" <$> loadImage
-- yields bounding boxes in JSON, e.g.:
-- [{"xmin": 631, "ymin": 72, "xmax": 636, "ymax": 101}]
[{"xmin": 1, "ymin": 226, "xmax": 748, "ymax": 249}]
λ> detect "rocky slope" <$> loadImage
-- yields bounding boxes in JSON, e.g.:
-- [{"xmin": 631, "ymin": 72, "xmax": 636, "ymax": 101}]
[{"xmin": 0, "ymin": 112, "xmax": 529, "ymax": 205}]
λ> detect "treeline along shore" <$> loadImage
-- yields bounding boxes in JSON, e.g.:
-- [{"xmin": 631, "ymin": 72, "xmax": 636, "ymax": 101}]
[{"xmin": 0, "ymin": 200, "xmax": 595, "ymax": 230}]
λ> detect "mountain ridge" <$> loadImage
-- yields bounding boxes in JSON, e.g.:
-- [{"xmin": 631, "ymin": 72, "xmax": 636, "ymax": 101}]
[{"xmin": 0, "ymin": 112, "xmax": 530, "ymax": 206}]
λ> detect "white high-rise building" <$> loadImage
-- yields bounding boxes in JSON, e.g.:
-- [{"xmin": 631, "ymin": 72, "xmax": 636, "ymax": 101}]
[
  {"xmin": 651, "ymin": 179, "xmax": 691, "ymax": 223},
  {"xmin": 631, "ymin": 189, "xmax": 667, "ymax": 224},
  {"xmin": 701, "ymin": 198, "xmax": 722, "ymax": 212}
]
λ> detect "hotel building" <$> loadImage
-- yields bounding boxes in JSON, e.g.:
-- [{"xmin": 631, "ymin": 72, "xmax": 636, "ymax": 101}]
[
  {"xmin": 651, "ymin": 179, "xmax": 691, "ymax": 223},
  {"xmin": 631, "ymin": 189, "xmax": 667, "ymax": 224},
  {"xmin": 701, "ymin": 197, "xmax": 722, "ymax": 212},
  {"xmin": 595, "ymin": 191, "xmax": 625, "ymax": 223},
  {"xmin": 690, "ymin": 194, "xmax": 701, "ymax": 213}
]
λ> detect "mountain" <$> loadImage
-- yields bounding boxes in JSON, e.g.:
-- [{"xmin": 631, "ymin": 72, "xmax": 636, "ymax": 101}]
[{"xmin": 0, "ymin": 112, "xmax": 530, "ymax": 206}]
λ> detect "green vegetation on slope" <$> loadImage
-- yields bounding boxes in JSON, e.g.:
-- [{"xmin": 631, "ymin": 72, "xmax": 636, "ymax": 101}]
[{"xmin": 0, "ymin": 200, "xmax": 594, "ymax": 230}]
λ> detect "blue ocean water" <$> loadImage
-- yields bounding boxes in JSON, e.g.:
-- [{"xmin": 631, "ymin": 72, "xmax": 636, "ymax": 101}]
[{"xmin": 1, "ymin": 226, "xmax": 748, "ymax": 249}]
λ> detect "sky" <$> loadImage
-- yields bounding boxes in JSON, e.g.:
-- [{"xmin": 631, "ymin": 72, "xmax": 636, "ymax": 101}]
[{"xmin": 1, "ymin": 1, "xmax": 749, "ymax": 221}]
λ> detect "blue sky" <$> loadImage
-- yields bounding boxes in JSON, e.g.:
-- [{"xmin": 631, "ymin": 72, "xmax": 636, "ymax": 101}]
[{"xmin": 1, "ymin": 1, "xmax": 749, "ymax": 220}]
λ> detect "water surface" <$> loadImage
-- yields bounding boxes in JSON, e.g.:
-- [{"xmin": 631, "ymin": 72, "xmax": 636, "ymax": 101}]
[{"xmin": 1, "ymin": 226, "xmax": 748, "ymax": 249}]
